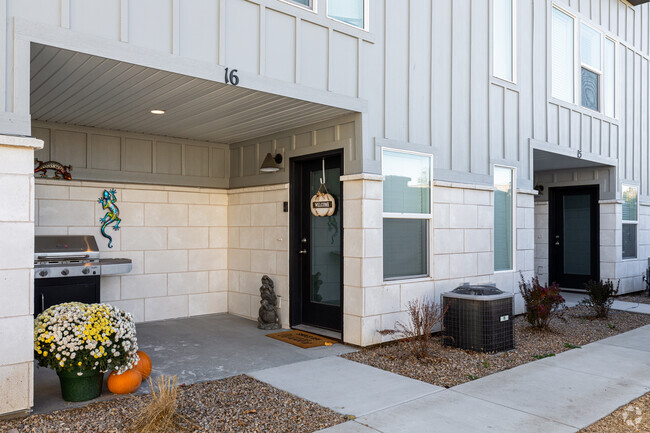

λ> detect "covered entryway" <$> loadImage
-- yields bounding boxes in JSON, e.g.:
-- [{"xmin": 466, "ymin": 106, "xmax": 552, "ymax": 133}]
[
  {"xmin": 22, "ymin": 40, "xmax": 363, "ymax": 415},
  {"xmin": 290, "ymin": 152, "xmax": 343, "ymax": 337},
  {"xmin": 532, "ymin": 145, "xmax": 616, "ymax": 291}
]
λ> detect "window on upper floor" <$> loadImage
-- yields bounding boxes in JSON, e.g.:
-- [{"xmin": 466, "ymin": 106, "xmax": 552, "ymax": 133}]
[
  {"xmin": 551, "ymin": 5, "xmax": 617, "ymax": 118},
  {"xmin": 282, "ymin": 0, "xmax": 314, "ymax": 10},
  {"xmin": 382, "ymin": 149, "xmax": 432, "ymax": 280},
  {"xmin": 622, "ymin": 185, "xmax": 638, "ymax": 260},
  {"xmin": 551, "ymin": 7, "xmax": 575, "ymax": 103},
  {"xmin": 580, "ymin": 23, "xmax": 601, "ymax": 112},
  {"xmin": 604, "ymin": 38, "xmax": 616, "ymax": 118},
  {"xmin": 328, "ymin": 0, "xmax": 366, "ymax": 30},
  {"xmin": 493, "ymin": 0, "xmax": 516, "ymax": 82}
]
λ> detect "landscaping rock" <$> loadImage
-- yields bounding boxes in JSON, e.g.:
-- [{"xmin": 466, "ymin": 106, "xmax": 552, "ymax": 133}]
[
  {"xmin": 343, "ymin": 306, "xmax": 650, "ymax": 389},
  {"xmin": 0, "ymin": 376, "xmax": 344, "ymax": 433}
]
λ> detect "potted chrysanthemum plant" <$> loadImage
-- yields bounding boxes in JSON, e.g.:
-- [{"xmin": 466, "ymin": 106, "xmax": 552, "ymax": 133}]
[{"xmin": 34, "ymin": 302, "xmax": 139, "ymax": 402}]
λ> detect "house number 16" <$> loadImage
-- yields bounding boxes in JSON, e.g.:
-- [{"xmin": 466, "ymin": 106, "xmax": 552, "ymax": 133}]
[{"xmin": 225, "ymin": 67, "xmax": 239, "ymax": 86}]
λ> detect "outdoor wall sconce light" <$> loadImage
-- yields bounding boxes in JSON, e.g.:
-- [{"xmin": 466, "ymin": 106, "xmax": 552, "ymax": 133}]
[
  {"xmin": 260, "ymin": 153, "xmax": 283, "ymax": 173},
  {"xmin": 534, "ymin": 184, "xmax": 544, "ymax": 196}
]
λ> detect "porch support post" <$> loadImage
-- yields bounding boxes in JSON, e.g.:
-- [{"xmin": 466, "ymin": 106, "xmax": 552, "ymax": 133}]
[
  {"xmin": 0, "ymin": 135, "xmax": 43, "ymax": 417},
  {"xmin": 341, "ymin": 173, "xmax": 383, "ymax": 346}
]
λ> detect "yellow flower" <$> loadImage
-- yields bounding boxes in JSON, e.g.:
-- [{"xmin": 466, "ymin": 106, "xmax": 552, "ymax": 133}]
[
  {"xmin": 43, "ymin": 351, "xmax": 48, "ymax": 357},
  {"xmin": 78, "ymin": 362, "xmax": 82, "ymax": 366}
]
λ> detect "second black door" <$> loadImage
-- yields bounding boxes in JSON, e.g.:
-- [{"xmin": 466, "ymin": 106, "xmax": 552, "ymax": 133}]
[{"xmin": 549, "ymin": 185, "xmax": 600, "ymax": 289}]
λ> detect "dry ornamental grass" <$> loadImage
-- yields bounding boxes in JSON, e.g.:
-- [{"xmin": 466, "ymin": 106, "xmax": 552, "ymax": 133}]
[{"xmin": 343, "ymin": 306, "xmax": 650, "ymax": 389}]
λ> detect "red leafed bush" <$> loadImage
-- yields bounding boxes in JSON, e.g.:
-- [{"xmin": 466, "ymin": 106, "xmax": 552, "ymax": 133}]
[{"xmin": 519, "ymin": 274, "xmax": 565, "ymax": 329}]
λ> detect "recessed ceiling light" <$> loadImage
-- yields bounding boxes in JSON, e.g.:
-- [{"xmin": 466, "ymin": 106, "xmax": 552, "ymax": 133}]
[{"xmin": 150, "ymin": 109, "xmax": 166, "ymax": 115}]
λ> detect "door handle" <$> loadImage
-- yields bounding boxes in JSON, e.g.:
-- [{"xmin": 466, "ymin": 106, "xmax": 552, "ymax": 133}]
[
  {"xmin": 41, "ymin": 293, "xmax": 45, "ymax": 312},
  {"xmin": 299, "ymin": 249, "xmax": 308, "ymax": 255},
  {"xmin": 555, "ymin": 241, "xmax": 560, "ymax": 246}
]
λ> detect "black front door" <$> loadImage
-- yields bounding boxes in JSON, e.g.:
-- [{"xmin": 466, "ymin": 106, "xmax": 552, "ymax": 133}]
[
  {"xmin": 549, "ymin": 185, "xmax": 599, "ymax": 289},
  {"xmin": 290, "ymin": 152, "xmax": 343, "ymax": 332}
]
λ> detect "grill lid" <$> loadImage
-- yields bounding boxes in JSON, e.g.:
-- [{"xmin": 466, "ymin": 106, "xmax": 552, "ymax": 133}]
[{"xmin": 35, "ymin": 235, "xmax": 99, "ymax": 260}]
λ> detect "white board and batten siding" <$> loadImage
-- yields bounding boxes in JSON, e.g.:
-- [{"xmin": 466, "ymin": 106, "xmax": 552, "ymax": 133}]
[
  {"xmin": 2, "ymin": 0, "xmax": 367, "ymax": 133},
  {"xmin": 2, "ymin": 0, "xmax": 650, "ymax": 198},
  {"xmin": 367, "ymin": 0, "xmax": 650, "ymax": 198}
]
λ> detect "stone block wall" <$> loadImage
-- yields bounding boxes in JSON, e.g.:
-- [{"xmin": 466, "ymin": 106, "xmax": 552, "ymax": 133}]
[
  {"xmin": 599, "ymin": 201, "xmax": 621, "ymax": 284},
  {"xmin": 341, "ymin": 174, "xmax": 383, "ymax": 346},
  {"xmin": 343, "ymin": 178, "xmax": 534, "ymax": 347},
  {"xmin": 534, "ymin": 201, "xmax": 549, "ymax": 285},
  {"xmin": 0, "ymin": 136, "xmax": 42, "ymax": 416},
  {"xmin": 227, "ymin": 184, "xmax": 289, "ymax": 327},
  {"xmin": 34, "ymin": 179, "xmax": 229, "ymax": 322}
]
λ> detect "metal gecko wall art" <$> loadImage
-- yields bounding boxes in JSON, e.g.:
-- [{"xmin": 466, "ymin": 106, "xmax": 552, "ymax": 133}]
[
  {"xmin": 97, "ymin": 189, "xmax": 121, "ymax": 248},
  {"xmin": 34, "ymin": 159, "xmax": 72, "ymax": 180}
]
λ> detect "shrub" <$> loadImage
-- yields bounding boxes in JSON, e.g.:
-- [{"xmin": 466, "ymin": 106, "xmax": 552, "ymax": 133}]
[
  {"xmin": 519, "ymin": 274, "xmax": 565, "ymax": 329},
  {"xmin": 581, "ymin": 279, "xmax": 619, "ymax": 319},
  {"xmin": 378, "ymin": 297, "xmax": 448, "ymax": 359}
]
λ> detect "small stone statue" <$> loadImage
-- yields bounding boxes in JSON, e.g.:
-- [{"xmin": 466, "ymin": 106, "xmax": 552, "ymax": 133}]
[{"xmin": 258, "ymin": 275, "xmax": 281, "ymax": 330}]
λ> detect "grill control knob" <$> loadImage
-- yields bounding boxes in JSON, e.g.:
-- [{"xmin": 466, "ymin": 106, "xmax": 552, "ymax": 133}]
[
  {"xmin": 61, "ymin": 269, "xmax": 69, "ymax": 276},
  {"xmin": 39, "ymin": 270, "xmax": 48, "ymax": 277},
  {"xmin": 82, "ymin": 268, "xmax": 90, "ymax": 275}
]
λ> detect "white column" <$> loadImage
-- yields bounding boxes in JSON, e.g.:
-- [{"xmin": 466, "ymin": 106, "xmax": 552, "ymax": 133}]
[{"xmin": 0, "ymin": 135, "xmax": 43, "ymax": 416}]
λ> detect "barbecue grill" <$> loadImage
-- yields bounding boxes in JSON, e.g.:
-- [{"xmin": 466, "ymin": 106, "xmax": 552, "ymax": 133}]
[{"xmin": 34, "ymin": 235, "xmax": 132, "ymax": 315}]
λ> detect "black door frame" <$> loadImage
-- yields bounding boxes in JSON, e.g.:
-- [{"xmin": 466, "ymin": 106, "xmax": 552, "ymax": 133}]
[
  {"xmin": 548, "ymin": 185, "xmax": 600, "ymax": 289},
  {"xmin": 289, "ymin": 149, "xmax": 344, "ymax": 334}
]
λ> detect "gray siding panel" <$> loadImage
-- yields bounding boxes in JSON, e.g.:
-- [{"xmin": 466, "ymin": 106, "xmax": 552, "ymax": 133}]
[{"xmin": 470, "ymin": 0, "xmax": 489, "ymax": 176}]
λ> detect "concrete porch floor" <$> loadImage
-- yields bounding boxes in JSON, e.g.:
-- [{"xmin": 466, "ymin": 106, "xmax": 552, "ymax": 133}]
[{"xmin": 33, "ymin": 313, "xmax": 356, "ymax": 415}]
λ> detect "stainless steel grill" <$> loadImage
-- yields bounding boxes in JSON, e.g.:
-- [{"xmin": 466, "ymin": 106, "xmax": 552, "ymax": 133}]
[
  {"xmin": 34, "ymin": 235, "xmax": 132, "ymax": 279},
  {"xmin": 34, "ymin": 235, "xmax": 133, "ymax": 315}
]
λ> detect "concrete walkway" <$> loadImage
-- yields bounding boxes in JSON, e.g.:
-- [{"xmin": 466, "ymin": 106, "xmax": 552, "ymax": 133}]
[
  {"xmin": 249, "ymin": 324, "xmax": 650, "ymax": 433},
  {"xmin": 562, "ymin": 291, "xmax": 650, "ymax": 315}
]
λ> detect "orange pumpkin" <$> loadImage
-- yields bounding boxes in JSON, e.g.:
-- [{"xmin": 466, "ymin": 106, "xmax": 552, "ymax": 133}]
[
  {"xmin": 134, "ymin": 351, "xmax": 152, "ymax": 380},
  {"xmin": 107, "ymin": 369, "xmax": 142, "ymax": 394}
]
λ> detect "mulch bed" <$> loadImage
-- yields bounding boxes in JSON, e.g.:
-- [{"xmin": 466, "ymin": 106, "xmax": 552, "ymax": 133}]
[
  {"xmin": 342, "ymin": 306, "xmax": 650, "ymax": 389},
  {"xmin": 618, "ymin": 292, "xmax": 650, "ymax": 305},
  {"xmin": 580, "ymin": 391, "xmax": 650, "ymax": 432},
  {"xmin": 0, "ymin": 375, "xmax": 344, "ymax": 433}
]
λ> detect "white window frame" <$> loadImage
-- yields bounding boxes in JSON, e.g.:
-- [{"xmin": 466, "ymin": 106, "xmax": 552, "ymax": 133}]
[
  {"xmin": 551, "ymin": 4, "xmax": 618, "ymax": 119},
  {"xmin": 327, "ymin": 0, "xmax": 369, "ymax": 31},
  {"xmin": 622, "ymin": 184, "xmax": 638, "ymax": 260},
  {"xmin": 492, "ymin": 0, "xmax": 517, "ymax": 83},
  {"xmin": 493, "ymin": 165, "xmax": 517, "ymax": 273},
  {"xmin": 381, "ymin": 147, "xmax": 434, "ymax": 281},
  {"xmin": 279, "ymin": 0, "xmax": 316, "ymax": 12},
  {"xmin": 579, "ymin": 21, "xmax": 603, "ymax": 113}
]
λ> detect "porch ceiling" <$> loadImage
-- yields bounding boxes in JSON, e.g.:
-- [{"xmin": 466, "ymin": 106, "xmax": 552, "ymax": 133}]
[
  {"xmin": 533, "ymin": 149, "xmax": 611, "ymax": 172},
  {"xmin": 30, "ymin": 43, "xmax": 352, "ymax": 144}
]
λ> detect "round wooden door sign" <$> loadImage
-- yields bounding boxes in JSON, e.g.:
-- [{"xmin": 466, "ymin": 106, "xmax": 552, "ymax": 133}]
[{"xmin": 311, "ymin": 188, "xmax": 336, "ymax": 217}]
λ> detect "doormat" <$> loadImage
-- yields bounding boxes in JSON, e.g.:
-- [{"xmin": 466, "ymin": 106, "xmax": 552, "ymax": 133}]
[{"xmin": 266, "ymin": 330, "xmax": 338, "ymax": 349}]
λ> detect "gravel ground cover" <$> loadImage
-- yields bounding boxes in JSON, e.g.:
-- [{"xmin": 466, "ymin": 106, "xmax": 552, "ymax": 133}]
[
  {"xmin": 342, "ymin": 306, "xmax": 650, "ymax": 388},
  {"xmin": 618, "ymin": 292, "xmax": 650, "ymax": 305},
  {"xmin": 580, "ymin": 392, "xmax": 650, "ymax": 432},
  {"xmin": 0, "ymin": 375, "xmax": 344, "ymax": 433}
]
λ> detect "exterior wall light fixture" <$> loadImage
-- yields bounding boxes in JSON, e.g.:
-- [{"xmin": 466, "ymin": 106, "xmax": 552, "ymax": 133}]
[{"xmin": 260, "ymin": 153, "xmax": 283, "ymax": 173}]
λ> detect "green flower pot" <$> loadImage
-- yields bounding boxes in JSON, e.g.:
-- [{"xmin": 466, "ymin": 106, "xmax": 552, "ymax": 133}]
[{"xmin": 57, "ymin": 369, "xmax": 104, "ymax": 402}]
